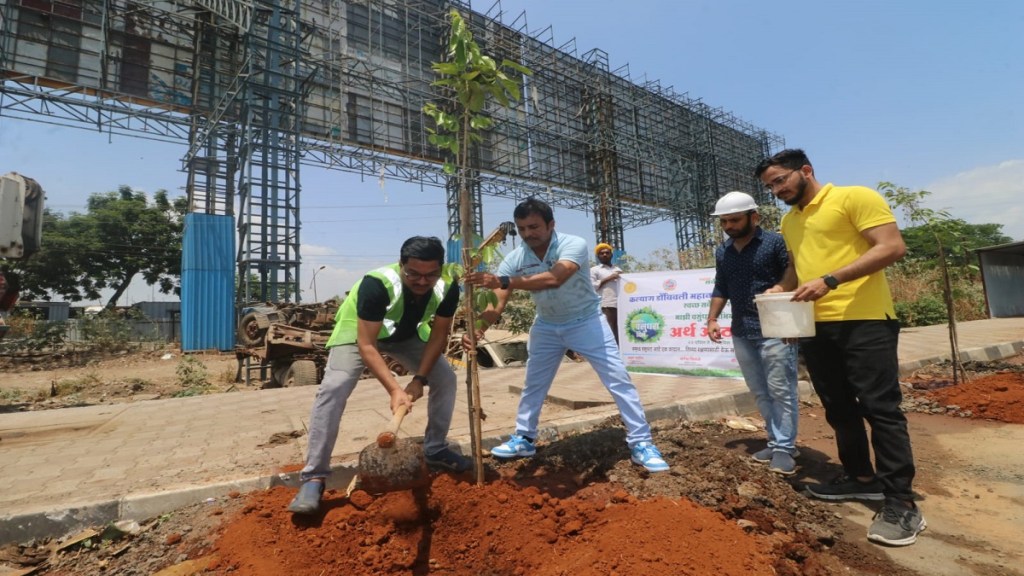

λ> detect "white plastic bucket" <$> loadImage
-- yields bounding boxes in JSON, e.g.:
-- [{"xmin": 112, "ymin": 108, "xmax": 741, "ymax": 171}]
[{"xmin": 754, "ymin": 292, "xmax": 815, "ymax": 338}]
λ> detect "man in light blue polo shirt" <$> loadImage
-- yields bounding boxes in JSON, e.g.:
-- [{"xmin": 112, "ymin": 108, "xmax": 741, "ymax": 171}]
[{"xmin": 464, "ymin": 197, "xmax": 668, "ymax": 472}]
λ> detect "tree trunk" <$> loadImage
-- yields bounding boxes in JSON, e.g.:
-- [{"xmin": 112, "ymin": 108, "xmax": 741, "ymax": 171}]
[
  {"xmin": 938, "ymin": 240, "xmax": 967, "ymax": 384},
  {"xmin": 458, "ymin": 113, "xmax": 486, "ymax": 485},
  {"xmin": 104, "ymin": 274, "xmax": 135, "ymax": 309}
]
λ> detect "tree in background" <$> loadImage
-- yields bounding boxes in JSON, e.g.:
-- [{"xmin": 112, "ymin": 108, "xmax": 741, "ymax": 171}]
[
  {"xmin": 10, "ymin": 186, "xmax": 187, "ymax": 308},
  {"xmin": 880, "ymin": 182, "xmax": 1010, "ymax": 383},
  {"xmin": 902, "ymin": 221, "xmax": 1011, "ymax": 269}
]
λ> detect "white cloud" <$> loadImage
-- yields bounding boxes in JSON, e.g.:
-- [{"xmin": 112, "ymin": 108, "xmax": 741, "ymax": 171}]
[
  {"xmin": 301, "ymin": 244, "xmax": 336, "ymax": 257},
  {"xmin": 925, "ymin": 159, "xmax": 1024, "ymax": 242},
  {"xmin": 301, "ymin": 244, "xmax": 388, "ymax": 302}
]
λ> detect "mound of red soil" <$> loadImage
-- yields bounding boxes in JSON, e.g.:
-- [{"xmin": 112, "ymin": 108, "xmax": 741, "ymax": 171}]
[
  {"xmin": 207, "ymin": 474, "xmax": 776, "ymax": 576},
  {"xmin": 922, "ymin": 371, "xmax": 1024, "ymax": 424}
]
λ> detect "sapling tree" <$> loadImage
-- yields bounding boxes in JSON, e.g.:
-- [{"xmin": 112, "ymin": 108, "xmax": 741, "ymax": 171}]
[
  {"xmin": 880, "ymin": 182, "xmax": 969, "ymax": 383},
  {"xmin": 423, "ymin": 9, "xmax": 531, "ymax": 482}
]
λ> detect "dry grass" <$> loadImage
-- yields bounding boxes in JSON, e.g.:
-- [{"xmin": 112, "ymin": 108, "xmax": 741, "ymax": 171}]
[{"xmin": 888, "ymin": 264, "xmax": 987, "ymax": 325}]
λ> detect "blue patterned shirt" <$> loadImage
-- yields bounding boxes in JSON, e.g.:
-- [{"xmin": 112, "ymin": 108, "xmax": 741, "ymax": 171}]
[
  {"xmin": 497, "ymin": 231, "xmax": 600, "ymax": 324},
  {"xmin": 712, "ymin": 228, "xmax": 789, "ymax": 338}
]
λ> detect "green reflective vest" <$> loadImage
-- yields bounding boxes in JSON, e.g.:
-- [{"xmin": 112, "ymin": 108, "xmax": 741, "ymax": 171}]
[{"xmin": 326, "ymin": 263, "xmax": 456, "ymax": 347}]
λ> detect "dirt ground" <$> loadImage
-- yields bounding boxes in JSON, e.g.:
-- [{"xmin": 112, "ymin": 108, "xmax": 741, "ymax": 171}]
[
  {"xmin": 1, "ymin": 353, "xmax": 1022, "ymax": 575},
  {"xmin": 0, "ymin": 347, "xmax": 252, "ymax": 410}
]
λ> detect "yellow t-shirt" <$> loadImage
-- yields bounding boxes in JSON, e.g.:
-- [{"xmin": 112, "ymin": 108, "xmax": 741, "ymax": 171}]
[{"xmin": 780, "ymin": 183, "xmax": 898, "ymax": 321}]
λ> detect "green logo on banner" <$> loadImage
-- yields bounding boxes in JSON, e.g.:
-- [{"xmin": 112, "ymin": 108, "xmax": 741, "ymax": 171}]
[{"xmin": 625, "ymin": 306, "xmax": 664, "ymax": 343}]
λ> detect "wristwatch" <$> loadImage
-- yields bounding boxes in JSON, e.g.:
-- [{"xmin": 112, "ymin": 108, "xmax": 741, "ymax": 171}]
[
  {"xmin": 821, "ymin": 274, "xmax": 840, "ymax": 290},
  {"xmin": 412, "ymin": 374, "xmax": 429, "ymax": 386},
  {"xmin": 498, "ymin": 275, "xmax": 511, "ymax": 290}
]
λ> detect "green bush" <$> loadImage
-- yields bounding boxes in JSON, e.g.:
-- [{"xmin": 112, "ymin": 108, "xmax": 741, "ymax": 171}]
[
  {"xmin": 895, "ymin": 296, "xmax": 947, "ymax": 327},
  {"xmin": 174, "ymin": 355, "xmax": 210, "ymax": 397},
  {"xmin": 0, "ymin": 312, "xmax": 66, "ymax": 353},
  {"xmin": 78, "ymin": 310, "xmax": 139, "ymax": 351}
]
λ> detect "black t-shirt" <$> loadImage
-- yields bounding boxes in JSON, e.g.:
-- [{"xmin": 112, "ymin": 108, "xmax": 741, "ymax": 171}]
[{"xmin": 356, "ymin": 275, "xmax": 460, "ymax": 342}]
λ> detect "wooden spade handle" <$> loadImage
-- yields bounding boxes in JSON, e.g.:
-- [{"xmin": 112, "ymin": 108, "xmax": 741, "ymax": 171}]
[{"xmin": 376, "ymin": 403, "xmax": 409, "ymax": 448}]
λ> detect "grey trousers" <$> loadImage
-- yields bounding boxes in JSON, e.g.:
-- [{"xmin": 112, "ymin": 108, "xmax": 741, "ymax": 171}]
[{"xmin": 299, "ymin": 340, "xmax": 458, "ymax": 481}]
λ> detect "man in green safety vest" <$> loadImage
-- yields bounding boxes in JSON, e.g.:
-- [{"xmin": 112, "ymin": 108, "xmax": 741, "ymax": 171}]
[{"xmin": 288, "ymin": 236, "xmax": 468, "ymax": 515}]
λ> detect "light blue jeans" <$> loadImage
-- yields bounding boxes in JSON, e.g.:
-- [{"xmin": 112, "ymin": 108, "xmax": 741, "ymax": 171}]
[
  {"xmin": 514, "ymin": 310, "xmax": 653, "ymax": 447},
  {"xmin": 299, "ymin": 340, "xmax": 457, "ymax": 482},
  {"xmin": 731, "ymin": 335, "xmax": 799, "ymax": 453}
]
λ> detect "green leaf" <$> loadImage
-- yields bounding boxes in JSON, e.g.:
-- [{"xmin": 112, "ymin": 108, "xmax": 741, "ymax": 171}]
[
  {"xmin": 433, "ymin": 62, "xmax": 462, "ymax": 76},
  {"xmin": 468, "ymin": 88, "xmax": 485, "ymax": 112},
  {"xmin": 454, "ymin": 42, "xmax": 467, "ymax": 67},
  {"xmin": 470, "ymin": 116, "xmax": 493, "ymax": 130},
  {"xmin": 502, "ymin": 60, "xmax": 533, "ymax": 76},
  {"xmin": 428, "ymin": 134, "xmax": 454, "ymax": 148}
]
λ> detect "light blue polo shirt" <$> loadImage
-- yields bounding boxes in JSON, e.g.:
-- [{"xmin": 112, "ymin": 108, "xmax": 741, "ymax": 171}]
[{"xmin": 497, "ymin": 231, "xmax": 600, "ymax": 324}]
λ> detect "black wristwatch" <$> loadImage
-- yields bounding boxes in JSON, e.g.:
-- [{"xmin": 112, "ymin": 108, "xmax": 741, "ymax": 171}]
[
  {"xmin": 822, "ymin": 274, "xmax": 840, "ymax": 290},
  {"xmin": 412, "ymin": 374, "xmax": 428, "ymax": 386},
  {"xmin": 498, "ymin": 275, "xmax": 510, "ymax": 290}
]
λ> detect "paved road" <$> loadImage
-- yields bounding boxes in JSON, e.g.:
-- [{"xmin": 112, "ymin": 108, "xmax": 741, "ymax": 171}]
[{"xmin": 1, "ymin": 317, "xmax": 1021, "ymax": 544}]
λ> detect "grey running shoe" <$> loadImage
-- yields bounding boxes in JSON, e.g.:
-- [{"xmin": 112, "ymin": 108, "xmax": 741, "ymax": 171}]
[
  {"xmin": 769, "ymin": 451, "xmax": 796, "ymax": 475},
  {"xmin": 287, "ymin": 480, "xmax": 325, "ymax": 514},
  {"xmin": 868, "ymin": 499, "xmax": 927, "ymax": 546},
  {"xmin": 752, "ymin": 447, "xmax": 800, "ymax": 463},
  {"xmin": 806, "ymin": 474, "xmax": 885, "ymax": 502}
]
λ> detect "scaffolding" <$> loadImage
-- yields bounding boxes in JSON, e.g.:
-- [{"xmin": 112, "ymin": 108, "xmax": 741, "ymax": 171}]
[{"xmin": 0, "ymin": 0, "xmax": 784, "ymax": 308}]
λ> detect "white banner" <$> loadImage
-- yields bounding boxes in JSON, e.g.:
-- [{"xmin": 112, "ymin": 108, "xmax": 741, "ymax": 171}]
[{"xmin": 618, "ymin": 269, "xmax": 740, "ymax": 377}]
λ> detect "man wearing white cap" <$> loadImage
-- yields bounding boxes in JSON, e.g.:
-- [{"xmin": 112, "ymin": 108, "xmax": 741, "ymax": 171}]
[{"xmin": 707, "ymin": 191, "xmax": 800, "ymax": 475}]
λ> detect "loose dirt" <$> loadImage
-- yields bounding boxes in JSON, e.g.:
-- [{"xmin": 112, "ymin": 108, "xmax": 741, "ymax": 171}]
[{"xmin": 1, "ymin": 354, "xmax": 1022, "ymax": 575}]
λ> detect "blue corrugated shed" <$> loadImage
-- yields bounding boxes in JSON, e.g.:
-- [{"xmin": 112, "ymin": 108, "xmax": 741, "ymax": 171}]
[{"xmin": 180, "ymin": 214, "xmax": 235, "ymax": 351}]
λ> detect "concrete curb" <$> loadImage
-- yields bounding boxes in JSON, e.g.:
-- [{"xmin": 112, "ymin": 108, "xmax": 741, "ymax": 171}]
[{"xmin": 899, "ymin": 339, "xmax": 1024, "ymax": 376}]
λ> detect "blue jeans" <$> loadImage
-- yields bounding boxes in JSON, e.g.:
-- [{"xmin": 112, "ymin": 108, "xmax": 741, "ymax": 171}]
[
  {"xmin": 514, "ymin": 310, "xmax": 653, "ymax": 447},
  {"xmin": 732, "ymin": 335, "xmax": 799, "ymax": 453},
  {"xmin": 299, "ymin": 340, "xmax": 458, "ymax": 482}
]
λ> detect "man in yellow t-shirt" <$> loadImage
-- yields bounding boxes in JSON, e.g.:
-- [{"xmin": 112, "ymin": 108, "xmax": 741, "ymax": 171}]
[{"xmin": 756, "ymin": 149, "xmax": 925, "ymax": 548}]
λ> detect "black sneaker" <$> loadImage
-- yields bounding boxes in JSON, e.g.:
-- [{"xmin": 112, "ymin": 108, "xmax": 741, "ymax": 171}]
[
  {"xmin": 868, "ymin": 499, "xmax": 926, "ymax": 546},
  {"xmin": 425, "ymin": 447, "xmax": 472, "ymax": 472},
  {"xmin": 806, "ymin": 474, "xmax": 885, "ymax": 501}
]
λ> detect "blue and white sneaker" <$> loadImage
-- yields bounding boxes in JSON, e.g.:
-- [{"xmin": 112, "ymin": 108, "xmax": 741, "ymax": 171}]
[
  {"xmin": 489, "ymin": 434, "xmax": 537, "ymax": 459},
  {"xmin": 630, "ymin": 442, "xmax": 669, "ymax": 472}
]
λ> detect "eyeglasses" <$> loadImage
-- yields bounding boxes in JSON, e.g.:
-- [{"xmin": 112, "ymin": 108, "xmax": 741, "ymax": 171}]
[
  {"xmin": 402, "ymin": 267, "xmax": 442, "ymax": 283},
  {"xmin": 763, "ymin": 169, "xmax": 798, "ymax": 192}
]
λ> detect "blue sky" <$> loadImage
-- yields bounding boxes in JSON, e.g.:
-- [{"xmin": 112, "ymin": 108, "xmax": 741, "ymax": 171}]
[{"xmin": 1, "ymin": 0, "xmax": 1022, "ymax": 304}]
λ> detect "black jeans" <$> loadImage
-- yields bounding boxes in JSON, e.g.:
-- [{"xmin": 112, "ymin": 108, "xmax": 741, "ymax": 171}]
[{"xmin": 802, "ymin": 319, "xmax": 915, "ymax": 500}]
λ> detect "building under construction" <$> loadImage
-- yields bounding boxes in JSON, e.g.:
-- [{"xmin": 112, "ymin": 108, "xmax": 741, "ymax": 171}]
[{"xmin": 0, "ymin": 0, "xmax": 782, "ymax": 346}]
